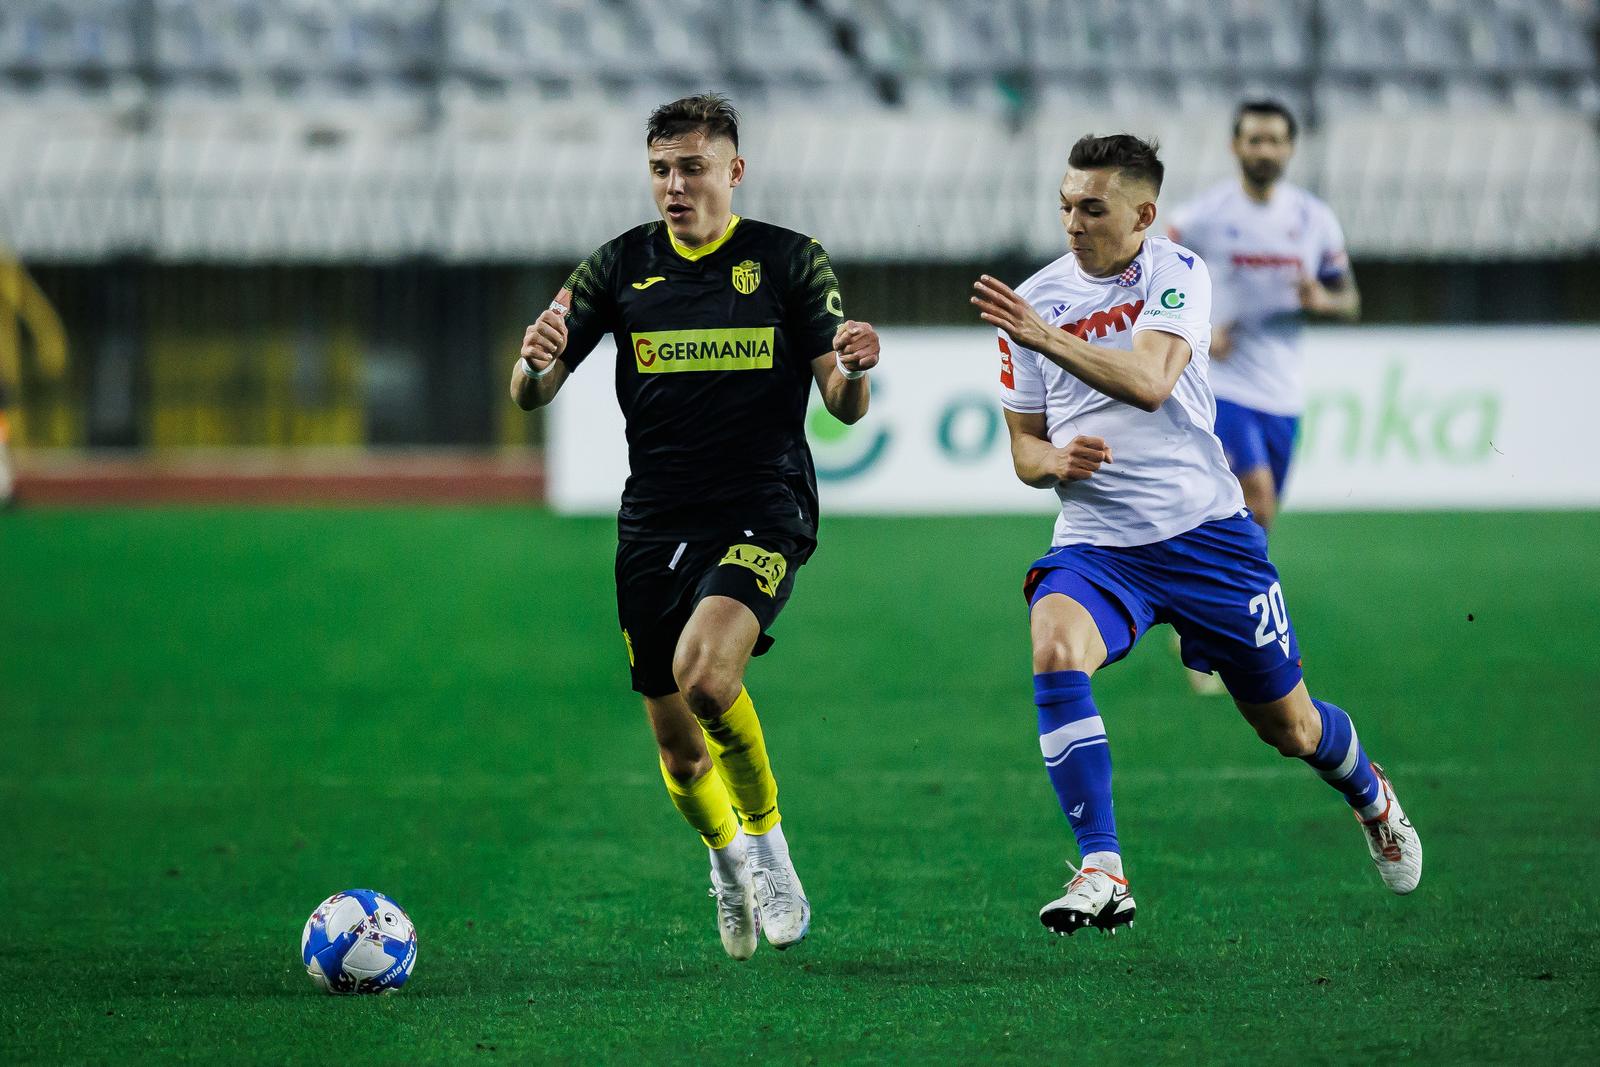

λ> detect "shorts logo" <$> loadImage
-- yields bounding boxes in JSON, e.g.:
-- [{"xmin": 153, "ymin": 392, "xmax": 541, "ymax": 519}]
[
  {"xmin": 719, "ymin": 544, "xmax": 787, "ymax": 597},
  {"xmin": 732, "ymin": 260, "xmax": 761, "ymax": 295},
  {"xmin": 1160, "ymin": 288, "xmax": 1186, "ymax": 309},
  {"xmin": 622, "ymin": 628, "xmax": 635, "ymax": 666},
  {"xmin": 632, "ymin": 328, "xmax": 775, "ymax": 373}
]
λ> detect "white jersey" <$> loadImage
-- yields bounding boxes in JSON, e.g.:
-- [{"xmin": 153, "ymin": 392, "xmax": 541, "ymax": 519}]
[
  {"xmin": 998, "ymin": 236, "xmax": 1244, "ymax": 548},
  {"xmin": 1167, "ymin": 180, "xmax": 1350, "ymax": 416}
]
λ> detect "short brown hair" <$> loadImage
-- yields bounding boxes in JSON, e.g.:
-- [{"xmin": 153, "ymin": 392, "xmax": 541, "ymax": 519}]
[
  {"xmin": 647, "ymin": 93, "xmax": 739, "ymax": 149},
  {"xmin": 1067, "ymin": 134, "xmax": 1164, "ymax": 194},
  {"xmin": 1233, "ymin": 99, "xmax": 1298, "ymax": 141}
]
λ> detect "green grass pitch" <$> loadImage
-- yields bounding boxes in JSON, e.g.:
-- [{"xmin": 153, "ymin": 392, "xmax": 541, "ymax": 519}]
[{"xmin": 2, "ymin": 508, "xmax": 1597, "ymax": 1064}]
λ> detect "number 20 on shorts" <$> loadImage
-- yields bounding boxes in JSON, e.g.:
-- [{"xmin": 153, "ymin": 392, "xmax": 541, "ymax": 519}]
[{"xmin": 1250, "ymin": 582, "xmax": 1292, "ymax": 657}]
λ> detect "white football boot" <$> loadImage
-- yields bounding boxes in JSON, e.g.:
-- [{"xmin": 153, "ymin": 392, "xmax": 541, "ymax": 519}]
[
  {"xmin": 747, "ymin": 826, "xmax": 810, "ymax": 949},
  {"xmin": 1357, "ymin": 763, "xmax": 1422, "ymax": 894},
  {"xmin": 1039, "ymin": 862, "xmax": 1136, "ymax": 936},
  {"xmin": 708, "ymin": 850, "xmax": 760, "ymax": 961}
]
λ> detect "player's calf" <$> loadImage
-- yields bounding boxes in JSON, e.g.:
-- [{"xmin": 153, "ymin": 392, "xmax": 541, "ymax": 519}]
[{"xmin": 1234, "ymin": 687, "xmax": 1321, "ymax": 758}]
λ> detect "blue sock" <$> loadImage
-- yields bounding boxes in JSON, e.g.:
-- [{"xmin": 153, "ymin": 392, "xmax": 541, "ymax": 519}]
[
  {"xmin": 1304, "ymin": 699, "xmax": 1384, "ymax": 817},
  {"xmin": 1034, "ymin": 670, "xmax": 1118, "ymax": 855}
]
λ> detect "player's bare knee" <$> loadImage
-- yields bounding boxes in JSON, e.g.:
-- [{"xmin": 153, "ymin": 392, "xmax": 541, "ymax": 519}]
[
  {"xmin": 1245, "ymin": 709, "xmax": 1317, "ymax": 758},
  {"xmin": 672, "ymin": 651, "xmax": 741, "ymax": 719},
  {"xmin": 1031, "ymin": 633, "xmax": 1100, "ymax": 675},
  {"xmin": 681, "ymin": 677, "xmax": 740, "ymax": 720},
  {"xmin": 659, "ymin": 744, "xmax": 712, "ymax": 784}
]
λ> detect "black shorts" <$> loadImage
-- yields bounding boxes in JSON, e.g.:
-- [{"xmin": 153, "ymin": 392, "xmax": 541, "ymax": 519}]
[{"xmin": 615, "ymin": 533, "xmax": 814, "ymax": 698}]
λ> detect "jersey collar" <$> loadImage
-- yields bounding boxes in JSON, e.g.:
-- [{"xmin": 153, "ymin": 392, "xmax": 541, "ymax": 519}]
[
  {"xmin": 1073, "ymin": 240, "xmax": 1147, "ymax": 286},
  {"xmin": 668, "ymin": 215, "xmax": 741, "ymax": 261}
]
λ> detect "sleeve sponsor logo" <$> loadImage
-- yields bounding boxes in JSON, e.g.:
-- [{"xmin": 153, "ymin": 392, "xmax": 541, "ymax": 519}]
[
  {"xmin": 631, "ymin": 328, "xmax": 775, "ymax": 373},
  {"xmin": 998, "ymin": 336, "xmax": 1016, "ymax": 388},
  {"xmin": 718, "ymin": 544, "xmax": 787, "ymax": 597},
  {"xmin": 1160, "ymin": 288, "xmax": 1186, "ymax": 309}
]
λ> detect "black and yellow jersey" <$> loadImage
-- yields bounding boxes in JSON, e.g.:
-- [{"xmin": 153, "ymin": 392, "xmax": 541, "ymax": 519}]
[{"xmin": 559, "ymin": 215, "xmax": 845, "ymax": 542}]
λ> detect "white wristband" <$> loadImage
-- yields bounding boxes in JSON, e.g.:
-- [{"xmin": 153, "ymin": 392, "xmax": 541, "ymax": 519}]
[
  {"xmin": 520, "ymin": 356, "xmax": 556, "ymax": 380},
  {"xmin": 836, "ymin": 353, "xmax": 867, "ymax": 381}
]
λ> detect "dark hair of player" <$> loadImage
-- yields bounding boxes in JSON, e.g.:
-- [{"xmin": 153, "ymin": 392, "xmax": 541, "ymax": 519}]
[
  {"xmin": 646, "ymin": 93, "xmax": 740, "ymax": 150},
  {"xmin": 1233, "ymin": 99, "xmax": 1298, "ymax": 141},
  {"xmin": 1067, "ymin": 134, "xmax": 1164, "ymax": 195}
]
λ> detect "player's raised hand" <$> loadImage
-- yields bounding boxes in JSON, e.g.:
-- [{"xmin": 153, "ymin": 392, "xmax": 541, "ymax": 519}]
[
  {"xmin": 521, "ymin": 288, "xmax": 572, "ymax": 373},
  {"xmin": 1211, "ymin": 322, "xmax": 1234, "ymax": 360},
  {"xmin": 1296, "ymin": 275, "xmax": 1338, "ymax": 316},
  {"xmin": 833, "ymin": 320, "xmax": 881, "ymax": 375},
  {"xmin": 972, "ymin": 275, "xmax": 1052, "ymax": 352},
  {"xmin": 1054, "ymin": 435, "xmax": 1113, "ymax": 482}
]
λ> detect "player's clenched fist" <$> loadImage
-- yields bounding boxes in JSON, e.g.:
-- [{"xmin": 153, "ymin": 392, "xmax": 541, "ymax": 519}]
[
  {"xmin": 1054, "ymin": 435, "xmax": 1112, "ymax": 482},
  {"xmin": 521, "ymin": 292, "xmax": 571, "ymax": 373},
  {"xmin": 832, "ymin": 320, "xmax": 881, "ymax": 375}
]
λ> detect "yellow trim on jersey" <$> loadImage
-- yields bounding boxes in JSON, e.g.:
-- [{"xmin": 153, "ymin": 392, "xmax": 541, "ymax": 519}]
[{"xmin": 669, "ymin": 215, "xmax": 741, "ymax": 261}]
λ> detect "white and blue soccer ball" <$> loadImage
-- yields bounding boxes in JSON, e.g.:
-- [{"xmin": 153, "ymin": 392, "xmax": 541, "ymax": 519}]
[{"xmin": 301, "ymin": 889, "xmax": 417, "ymax": 994}]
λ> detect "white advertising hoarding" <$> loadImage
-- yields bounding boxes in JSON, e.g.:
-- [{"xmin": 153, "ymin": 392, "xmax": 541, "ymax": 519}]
[{"xmin": 550, "ymin": 327, "xmax": 1600, "ymax": 516}]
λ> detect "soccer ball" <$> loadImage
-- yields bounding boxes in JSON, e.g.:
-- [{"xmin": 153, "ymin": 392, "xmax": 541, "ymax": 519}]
[{"xmin": 301, "ymin": 889, "xmax": 418, "ymax": 994}]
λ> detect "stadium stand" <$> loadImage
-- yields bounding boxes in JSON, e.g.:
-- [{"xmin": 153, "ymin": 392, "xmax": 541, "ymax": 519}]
[{"xmin": 0, "ymin": 0, "xmax": 1595, "ymax": 260}]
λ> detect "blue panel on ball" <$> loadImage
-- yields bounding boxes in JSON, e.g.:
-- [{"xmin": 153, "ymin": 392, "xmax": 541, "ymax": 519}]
[
  {"xmin": 344, "ymin": 888, "xmax": 383, "ymax": 915},
  {"xmin": 311, "ymin": 931, "xmax": 359, "ymax": 993},
  {"xmin": 367, "ymin": 937, "xmax": 417, "ymax": 991}
]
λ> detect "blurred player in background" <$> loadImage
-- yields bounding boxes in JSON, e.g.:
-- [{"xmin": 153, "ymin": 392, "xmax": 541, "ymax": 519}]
[
  {"xmin": 1164, "ymin": 100, "xmax": 1359, "ymax": 694},
  {"xmin": 512, "ymin": 94, "xmax": 880, "ymax": 959},
  {"xmin": 0, "ymin": 386, "xmax": 14, "ymax": 507},
  {"xmin": 1167, "ymin": 100, "xmax": 1360, "ymax": 532},
  {"xmin": 972, "ymin": 134, "xmax": 1419, "ymax": 937}
]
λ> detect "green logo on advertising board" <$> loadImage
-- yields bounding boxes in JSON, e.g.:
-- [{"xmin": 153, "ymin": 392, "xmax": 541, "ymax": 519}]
[{"xmin": 1302, "ymin": 362, "xmax": 1500, "ymax": 464}]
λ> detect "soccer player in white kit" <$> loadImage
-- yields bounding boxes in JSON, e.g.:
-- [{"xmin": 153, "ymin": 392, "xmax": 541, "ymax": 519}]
[
  {"xmin": 1166, "ymin": 100, "xmax": 1360, "ymax": 532},
  {"xmin": 971, "ymin": 134, "xmax": 1419, "ymax": 936}
]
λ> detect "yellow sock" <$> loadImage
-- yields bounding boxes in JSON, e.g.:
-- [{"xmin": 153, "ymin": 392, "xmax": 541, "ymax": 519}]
[
  {"xmin": 658, "ymin": 759, "xmax": 739, "ymax": 849},
  {"xmin": 698, "ymin": 687, "xmax": 781, "ymax": 835}
]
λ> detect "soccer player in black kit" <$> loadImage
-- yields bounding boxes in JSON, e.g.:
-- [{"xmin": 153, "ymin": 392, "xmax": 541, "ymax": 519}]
[{"xmin": 511, "ymin": 94, "xmax": 881, "ymax": 960}]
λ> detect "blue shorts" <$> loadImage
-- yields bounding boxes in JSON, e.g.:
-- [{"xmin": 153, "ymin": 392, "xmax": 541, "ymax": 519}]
[
  {"xmin": 1023, "ymin": 514, "xmax": 1304, "ymax": 703},
  {"xmin": 1214, "ymin": 398, "xmax": 1298, "ymax": 496}
]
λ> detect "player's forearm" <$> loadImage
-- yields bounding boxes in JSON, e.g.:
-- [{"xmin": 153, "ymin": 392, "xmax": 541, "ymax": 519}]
[
  {"xmin": 821, "ymin": 372, "xmax": 870, "ymax": 425},
  {"xmin": 1010, "ymin": 432, "xmax": 1063, "ymax": 488},
  {"xmin": 509, "ymin": 360, "xmax": 564, "ymax": 410},
  {"xmin": 1317, "ymin": 284, "xmax": 1360, "ymax": 321},
  {"xmin": 1036, "ymin": 332, "xmax": 1170, "ymax": 412}
]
